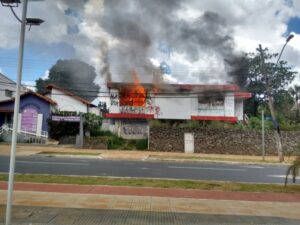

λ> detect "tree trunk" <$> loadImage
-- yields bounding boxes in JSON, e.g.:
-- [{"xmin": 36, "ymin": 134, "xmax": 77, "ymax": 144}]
[{"xmin": 268, "ymin": 97, "xmax": 284, "ymax": 162}]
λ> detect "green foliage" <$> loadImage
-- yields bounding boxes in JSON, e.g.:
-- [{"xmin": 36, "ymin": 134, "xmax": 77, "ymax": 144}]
[
  {"xmin": 90, "ymin": 130, "xmax": 113, "ymax": 137},
  {"xmin": 48, "ymin": 111, "xmax": 103, "ymax": 140},
  {"xmin": 149, "ymin": 120, "xmax": 170, "ymax": 128},
  {"xmin": 241, "ymin": 47, "xmax": 297, "ymax": 116},
  {"xmin": 107, "ymin": 135, "xmax": 124, "ymax": 149},
  {"xmin": 285, "ymin": 156, "xmax": 300, "ymax": 186},
  {"xmin": 248, "ymin": 117, "xmax": 273, "ymax": 130},
  {"xmin": 35, "ymin": 59, "xmax": 99, "ymax": 101},
  {"xmin": 84, "ymin": 113, "xmax": 102, "ymax": 135},
  {"xmin": 273, "ymin": 90, "xmax": 294, "ymax": 116},
  {"xmin": 178, "ymin": 120, "xmax": 201, "ymax": 128},
  {"xmin": 135, "ymin": 139, "xmax": 148, "ymax": 150},
  {"xmin": 88, "ymin": 129, "xmax": 148, "ymax": 150}
]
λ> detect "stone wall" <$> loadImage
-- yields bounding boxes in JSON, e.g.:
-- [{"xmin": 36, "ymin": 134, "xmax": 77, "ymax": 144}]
[
  {"xmin": 149, "ymin": 127, "xmax": 300, "ymax": 155},
  {"xmin": 84, "ymin": 137, "xmax": 108, "ymax": 149}
]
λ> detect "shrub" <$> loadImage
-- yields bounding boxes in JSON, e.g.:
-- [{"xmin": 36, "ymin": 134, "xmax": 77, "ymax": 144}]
[
  {"xmin": 136, "ymin": 139, "xmax": 148, "ymax": 150},
  {"xmin": 107, "ymin": 135, "xmax": 124, "ymax": 149}
]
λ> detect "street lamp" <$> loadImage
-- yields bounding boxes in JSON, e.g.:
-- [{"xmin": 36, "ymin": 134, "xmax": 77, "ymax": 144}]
[
  {"xmin": 258, "ymin": 34, "xmax": 294, "ymax": 162},
  {"xmin": 274, "ymin": 34, "xmax": 294, "ymax": 70},
  {"xmin": 0, "ymin": 1, "xmax": 44, "ymax": 225}
]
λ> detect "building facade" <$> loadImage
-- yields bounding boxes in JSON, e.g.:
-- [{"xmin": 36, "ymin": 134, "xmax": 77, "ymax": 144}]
[
  {"xmin": 45, "ymin": 84, "xmax": 98, "ymax": 114},
  {"xmin": 0, "ymin": 92, "xmax": 56, "ymax": 137},
  {"xmin": 0, "ymin": 73, "xmax": 28, "ymax": 101},
  {"xmin": 103, "ymin": 83, "xmax": 251, "ymax": 139}
]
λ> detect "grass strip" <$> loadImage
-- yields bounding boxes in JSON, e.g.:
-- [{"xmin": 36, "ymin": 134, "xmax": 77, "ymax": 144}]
[
  {"xmin": 149, "ymin": 155, "xmax": 283, "ymax": 164},
  {"xmin": 37, "ymin": 151, "xmax": 101, "ymax": 156},
  {"xmin": 0, "ymin": 174, "xmax": 299, "ymax": 193}
]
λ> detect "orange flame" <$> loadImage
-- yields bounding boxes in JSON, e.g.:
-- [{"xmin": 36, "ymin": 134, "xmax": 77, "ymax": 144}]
[{"xmin": 120, "ymin": 71, "xmax": 146, "ymax": 107}]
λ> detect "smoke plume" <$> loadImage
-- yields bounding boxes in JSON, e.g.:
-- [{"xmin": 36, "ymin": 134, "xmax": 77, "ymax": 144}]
[{"xmin": 100, "ymin": 0, "xmax": 239, "ymax": 85}]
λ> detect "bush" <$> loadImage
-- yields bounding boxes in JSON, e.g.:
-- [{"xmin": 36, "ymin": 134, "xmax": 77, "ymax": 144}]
[
  {"xmin": 90, "ymin": 130, "xmax": 113, "ymax": 137},
  {"xmin": 149, "ymin": 120, "xmax": 171, "ymax": 128},
  {"xmin": 107, "ymin": 135, "xmax": 124, "ymax": 149},
  {"xmin": 248, "ymin": 117, "xmax": 273, "ymax": 130},
  {"xmin": 84, "ymin": 113, "xmax": 102, "ymax": 134},
  {"xmin": 136, "ymin": 139, "xmax": 148, "ymax": 150},
  {"xmin": 178, "ymin": 120, "xmax": 200, "ymax": 128}
]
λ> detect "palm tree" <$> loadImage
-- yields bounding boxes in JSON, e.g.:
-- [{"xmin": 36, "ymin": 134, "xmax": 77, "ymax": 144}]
[{"xmin": 285, "ymin": 156, "xmax": 300, "ymax": 186}]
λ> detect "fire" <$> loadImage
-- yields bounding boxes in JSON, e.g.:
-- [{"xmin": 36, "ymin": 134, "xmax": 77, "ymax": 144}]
[{"xmin": 120, "ymin": 71, "xmax": 146, "ymax": 107}]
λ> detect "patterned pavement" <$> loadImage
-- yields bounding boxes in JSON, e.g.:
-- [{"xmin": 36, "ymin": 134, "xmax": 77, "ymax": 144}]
[{"xmin": 1, "ymin": 206, "xmax": 300, "ymax": 225}]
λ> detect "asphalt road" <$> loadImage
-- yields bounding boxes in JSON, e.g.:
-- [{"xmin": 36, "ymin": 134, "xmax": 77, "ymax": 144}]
[{"xmin": 0, "ymin": 155, "xmax": 296, "ymax": 184}]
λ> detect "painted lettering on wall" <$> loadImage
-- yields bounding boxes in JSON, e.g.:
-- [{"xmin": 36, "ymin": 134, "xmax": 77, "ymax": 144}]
[
  {"xmin": 121, "ymin": 125, "xmax": 148, "ymax": 138},
  {"xmin": 110, "ymin": 93, "xmax": 119, "ymax": 106},
  {"xmin": 120, "ymin": 106, "xmax": 145, "ymax": 114},
  {"xmin": 146, "ymin": 96, "xmax": 161, "ymax": 116}
]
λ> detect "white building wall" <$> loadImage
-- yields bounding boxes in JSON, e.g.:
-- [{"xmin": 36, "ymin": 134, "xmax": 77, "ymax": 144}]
[
  {"xmin": 224, "ymin": 93, "xmax": 235, "ymax": 117},
  {"xmin": 0, "ymin": 74, "xmax": 27, "ymax": 101},
  {"xmin": 155, "ymin": 95, "xmax": 191, "ymax": 119},
  {"xmin": 36, "ymin": 114, "xmax": 43, "ymax": 136},
  {"xmin": 108, "ymin": 89, "xmax": 244, "ymax": 120},
  {"xmin": 50, "ymin": 89, "xmax": 88, "ymax": 113},
  {"xmin": 235, "ymin": 99, "xmax": 244, "ymax": 120},
  {"xmin": 109, "ymin": 89, "xmax": 120, "ymax": 113},
  {"xmin": 89, "ymin": 107, "xmax": 100, "ymax": 115}
]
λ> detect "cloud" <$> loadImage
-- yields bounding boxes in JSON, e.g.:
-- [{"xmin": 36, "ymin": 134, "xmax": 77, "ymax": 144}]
[
  {"xmin": 22, "ymin": 81, "xmax": 36, "ymax": 91},
  {"xmin": 0, "ymin": 0, "xmax": 299, "ymax": 86}
]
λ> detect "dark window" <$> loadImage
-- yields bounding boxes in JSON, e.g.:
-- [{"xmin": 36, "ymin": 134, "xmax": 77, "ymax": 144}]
[{"xmin": 5, "ymin": 89, "xmax": 13, "ymax": 98}]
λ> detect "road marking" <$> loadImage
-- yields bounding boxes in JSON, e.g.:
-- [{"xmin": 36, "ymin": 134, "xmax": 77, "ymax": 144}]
[
  {"xmin": 168, "ymin": 166, "xmax": 246, "ymax": 171},
  {"xmin": 242, "ymin": 165, "xmax": 265, "ymax": 169},
  {"xmin": 141, "ymin": 167, "xmax": 149, "ymax": 170},
  {"xmin": 268, "ymin": 175, "xmax": 300, "ymax": 179},
  {"xmin": 16, "ymin": 161, "xmax": 89, "ymax": 166}
]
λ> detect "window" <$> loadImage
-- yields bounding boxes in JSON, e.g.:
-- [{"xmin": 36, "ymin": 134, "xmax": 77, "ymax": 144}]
[
  {"xmin": 198, "ymin": 96, "xmax": 224, "ymax": 110},
  {"xmin": 5, "ymin": 89, "xmax": 13, "ymax": 98}
]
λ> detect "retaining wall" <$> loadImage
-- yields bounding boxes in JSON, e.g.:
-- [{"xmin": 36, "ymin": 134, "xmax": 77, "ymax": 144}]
[{"xmin": 149, "ymin": 127, "xmax": 300, "ymax": 155}]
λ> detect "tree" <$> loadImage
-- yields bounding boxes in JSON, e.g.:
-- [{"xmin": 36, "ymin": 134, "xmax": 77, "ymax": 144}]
[
  {"xmin": 242, "ymin": 47, "xmax": 296, "ymax": 116},
  {"xmin": 273, "ymin": 89, "xmax": 294, "ymax": 117},
  {"xmin": 36, "ymin": 59, "xmax": 99, "ymax": 101},
  {"xmin": 289, "ymin": 85, "xmax": 300, "ymax": 118}
]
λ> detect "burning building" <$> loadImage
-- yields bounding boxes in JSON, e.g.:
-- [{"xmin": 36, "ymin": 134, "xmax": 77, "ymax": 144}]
[{"xmin": 102, "ymin": 73, "xmax": 251, "ymax": 139}]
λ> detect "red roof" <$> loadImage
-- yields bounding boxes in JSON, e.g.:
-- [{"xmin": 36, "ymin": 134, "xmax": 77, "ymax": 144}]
[
  {"xmin": 0, "ymin": 91, "xmax": 57, "ymax": 105},
  {"xmin": 234, "ymin": 92, "xmax": 252, "ymax": 99}
]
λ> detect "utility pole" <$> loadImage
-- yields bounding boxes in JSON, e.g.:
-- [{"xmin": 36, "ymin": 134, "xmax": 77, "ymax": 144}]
[
  {"xmin": 262, "ymin": 110, "xmax": 265, "ymax": 161},
  {"xmin": 258, "ymin": 44, "xmax": 284, "ymax": 162}
]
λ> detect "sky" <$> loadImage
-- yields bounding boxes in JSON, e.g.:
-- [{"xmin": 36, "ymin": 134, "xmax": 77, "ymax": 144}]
[{"xmin": 0, "ymin": 0, "xmax": 300, "ymax": 91}]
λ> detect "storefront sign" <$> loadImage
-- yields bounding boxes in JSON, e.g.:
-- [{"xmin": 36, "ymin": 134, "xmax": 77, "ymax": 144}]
[{"xmin": 51, "ymin": 116, "xmax": 80, "ymax": 122}]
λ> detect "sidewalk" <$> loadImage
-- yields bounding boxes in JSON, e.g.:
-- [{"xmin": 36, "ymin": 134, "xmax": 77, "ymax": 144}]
[
  {"xmin": 1, "ymin": 182, "xmax": 300, "ymax": 221},
  {"xmin": 0, "ymin": 144, "xmax": 296, "ymax": 164}
]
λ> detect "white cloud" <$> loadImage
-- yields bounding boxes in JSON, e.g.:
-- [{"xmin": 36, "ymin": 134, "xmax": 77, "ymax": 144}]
[
  {"xmin": 22, "ymin": 81, "xmax": 36, "ymax": 91},
  {"xmin": 42, "ymin": 70, "xmax": 49, "ymax": 80},
  {"xmin": 0, "ymin": 0, "xmax": 299, "ymax": 86}
]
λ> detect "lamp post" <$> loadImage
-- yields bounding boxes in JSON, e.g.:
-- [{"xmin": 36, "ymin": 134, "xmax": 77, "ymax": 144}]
[
  {"xmin": 258, "ymin": 34, "xmax": 294, "ymax": 162},
  {"xmin": 0, "ymin": 1, "xmax": 44, "ymax": 225}
]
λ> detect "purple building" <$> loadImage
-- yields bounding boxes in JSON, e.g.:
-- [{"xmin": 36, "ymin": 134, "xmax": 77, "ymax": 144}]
[{"xmin": 0, "ymin": 91, "xmax": 57, "ymax": 136}]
